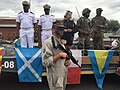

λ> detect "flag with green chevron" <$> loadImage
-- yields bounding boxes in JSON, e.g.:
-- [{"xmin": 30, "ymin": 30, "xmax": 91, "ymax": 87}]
[{"xmin": 88, "ymin": 50, "xmax": 114, "ymax": 90}]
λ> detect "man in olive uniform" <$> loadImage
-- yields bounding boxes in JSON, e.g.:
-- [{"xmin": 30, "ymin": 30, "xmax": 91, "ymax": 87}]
[
  {"xmin": 77, "ymin": 8, "xmax": 91, "ymax": 49},
  {"xmin": 42, "ymin": 24, "xmax": 71, "ymax": 90},
  {"xmin": 91, "ymin": 8, "xmax": 108, "ymax": 50}
]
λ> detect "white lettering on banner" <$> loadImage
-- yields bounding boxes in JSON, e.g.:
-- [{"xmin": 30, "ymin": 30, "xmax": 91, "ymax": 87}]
[{"xmin": 2, "ymin": 61, "xmax": 15, "ymax": 69}]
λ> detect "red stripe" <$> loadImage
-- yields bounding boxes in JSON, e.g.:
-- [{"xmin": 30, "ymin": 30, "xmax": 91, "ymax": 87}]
[
  {"xmin": 0, "ymin": 50, "xmax": 2, "ymax": 55},
  {"xmin": 67, "ymin": 67, "xmax": 81, "ymax": 84},
  {"xmin": 0, "ymin": 61, "xmax": 1, "ymax": 66}
]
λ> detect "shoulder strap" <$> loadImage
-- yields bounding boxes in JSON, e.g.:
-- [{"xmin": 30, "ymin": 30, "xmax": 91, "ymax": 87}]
[
  {"xmin": 40, "ymin": 14, "xmax": 44, "ymax": 17},
  {"xmin": 51, "ymin": 36, "xmax": 57, "ymax": 48},
  {"xmin": 30, "ymin": 12, "xmax": 34, "ymax": 14},
  {"xmin": 18, "ymin": 11, "xmax": 23, "ymax": 14}
]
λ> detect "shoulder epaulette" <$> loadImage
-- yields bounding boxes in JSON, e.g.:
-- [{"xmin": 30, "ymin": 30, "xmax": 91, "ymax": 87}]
[
  {"xmin": 78, "ymin": 17, "xmax": 84, "ymax": 20},
  {"xmin": 18, "ymin": 11, "xmax": 23, "ymax": 14},
  {"xmin": 40, "ymin": 14, "xmax": 44, "ymax": 17},
  {"xmin": 101, "ymin": 16, "xmax": 106, "ymax": 19},
  {"xmin": 51, "ymin": 14, "xmax": 55, "ymax": 16},
  {"xmin": 30, "ymin": 12, "xmax": 34, "ymax": 14}
]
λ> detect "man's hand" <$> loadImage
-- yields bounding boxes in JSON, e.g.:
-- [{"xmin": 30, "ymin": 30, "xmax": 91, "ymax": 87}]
[
  {"xmin": 67, "ymin": 29, "xmax": 72, "ymax": 32},
  {"xmin": 38, "ymin": 37, "xmax": 42, "ymax": 47},
  {"xmin": 53, "ymin": 52, "xmax": 68, "ymax": 62},
  {"xmin": 64, "ymin": 29, "xmax": 72, "ymax": 32},
  {"xmin": 16, "ymin": 22, "xmax": 20, "ymax": 39},
  {"xmin": 80, "ymin": 30, "xmax": 89, "ymax": 35},
  {"xmin": 84, "ymin": 31, "xmax": 89, "ymax": 35},
  {"xmin": 38, "ymin": 25, "xmax": 42, "ymax": 47},
  {"xmin": 64, "ymin": 60, "xmax": 71, "ymax": 67},
  {"xmin": 64, "ymin": 29, "xmax": 68, "ymax": 32},
  {"xmin": 16, "ymin": 34, "xmax": 19, "ymax": 39},
  {"xmin": 59, "ymin": 52, "xmax": 68, "ymax": 59},
  {"xmin": 98, "ymin": 25, "xmax": 106, "ymax": 28}
]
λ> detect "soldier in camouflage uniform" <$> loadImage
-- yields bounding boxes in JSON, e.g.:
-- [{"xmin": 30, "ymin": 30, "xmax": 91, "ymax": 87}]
[
  {"xmin": 91, "ymin": 8, "xmax": 108, "ymax": 50},
  {"xmin": 77, "ymin": 8, "xmax": 91, "ymax": 49}
]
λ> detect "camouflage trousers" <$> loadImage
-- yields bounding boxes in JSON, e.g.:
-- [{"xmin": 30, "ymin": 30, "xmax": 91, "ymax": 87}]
[
  {"xmin": 78, "ymin": 36, "xmax": 90, "ymax": 49},
  {"xmin": 93, "ymin": 36, "xmax": 104, "ymax": 50}
]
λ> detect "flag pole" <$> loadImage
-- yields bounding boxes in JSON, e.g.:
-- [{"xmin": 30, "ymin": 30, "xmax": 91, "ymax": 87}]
[{"xmin": 76, "ymin": 7, "xmax": 80, "ymax": 18}]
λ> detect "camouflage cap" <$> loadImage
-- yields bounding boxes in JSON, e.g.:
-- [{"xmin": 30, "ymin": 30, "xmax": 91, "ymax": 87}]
[
  {"xmin": 22, "ymin": 1, "xmax": 30, "ymax": 6},
  {"xmin": 53, "ymin": 21, "xmax": 67, "ymax": 30},
  {"xmin": 82, "ymin": 8, "xmax": 91, "ymax": 14},
  {"xmin": 43, "ymin": 4, "xmax": 51, "ymax": 9},
  {"xmin": 53, "ymin": 23, "xmax": 67, "ymax": 36},
  {"xmin": 96, "ymin": 8, "xmax": 103, "ymax": 12}
]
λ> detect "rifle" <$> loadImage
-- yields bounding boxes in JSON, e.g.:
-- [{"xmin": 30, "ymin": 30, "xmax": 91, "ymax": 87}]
[
  {"xmin": 52, "ymin": 36, "xmax": 81, "ymax": 68},
  {"xmin": 85, "ymin": 29, "xmax": 95, "ymax": 42},
  {"xmin": 76, "ymin": 7, "xmax": 80, "ymax": 18}
]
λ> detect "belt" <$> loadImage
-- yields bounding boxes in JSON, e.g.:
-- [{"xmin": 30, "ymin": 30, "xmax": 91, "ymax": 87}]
[
  {"xmin": 42, "ymin": 29, "xmax": 52, "ymax": 31},
  {"xmin": 21, "ymin": 27, "xmax": 33, "ymax": 30}
]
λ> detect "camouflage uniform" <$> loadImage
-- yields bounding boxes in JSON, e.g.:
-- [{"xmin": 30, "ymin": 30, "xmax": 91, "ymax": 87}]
[
  {"xmin": 91, "ymin": 8, "xmax": 107, "ymax": 50},
  {"xmin": 77, "ymin": 8, "xmax": 91, "ymax": 49}
]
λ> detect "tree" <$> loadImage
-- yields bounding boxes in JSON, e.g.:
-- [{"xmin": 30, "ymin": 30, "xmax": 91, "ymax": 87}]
[{"xmin": 107, "ymin": 19, "xmax": 120, "ymax": 33}]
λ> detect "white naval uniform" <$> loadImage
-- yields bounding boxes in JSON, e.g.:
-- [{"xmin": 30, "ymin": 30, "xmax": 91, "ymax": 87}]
[
  {"xmin": 16, "ymin": 11, "xmax": 37, "ymax": 48},
  {"xmin": 38, "ymin": 14, "xmax": 56, "ymax": 45}
]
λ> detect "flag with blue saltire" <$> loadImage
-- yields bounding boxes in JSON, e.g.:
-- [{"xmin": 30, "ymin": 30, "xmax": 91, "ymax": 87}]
[
  {"xmin": 15, "ymin": 47, "xmax": 42, "ymax": 82},
  {"xmin": 88, "ymin": 50, "xmax": 114, "ymax": 90}
]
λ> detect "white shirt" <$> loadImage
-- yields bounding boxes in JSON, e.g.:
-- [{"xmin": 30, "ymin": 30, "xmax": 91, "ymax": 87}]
[
  {"xmin": 16, "ymin": 11, "xmax": 37, "ymax": 29},
  {"xmin": 38, "ymin": 14, "xmax": 56, "ymax": 30}
]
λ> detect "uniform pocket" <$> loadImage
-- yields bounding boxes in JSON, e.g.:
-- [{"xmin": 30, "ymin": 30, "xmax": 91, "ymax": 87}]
[
  {"xmin": 47, "ymin": 74, "xmax": 54, "ymax": 89},
  {"xmin": 20, "ymin": 16, "xmax": 24, "ymax": 20},
  {"xmin": 41, "ymin": 19, "xmax": 46, "ymax": 23},
  {"xmin": 55, "ymin": 77, "xmax": 64, "ymax": 88},
  {"xmin": 28, "ymin": 16, "xmax": 33, "ymax": 20},
  {"xmin": 50, "ymin": 19, "xmax": 54, "ymax": 22}
]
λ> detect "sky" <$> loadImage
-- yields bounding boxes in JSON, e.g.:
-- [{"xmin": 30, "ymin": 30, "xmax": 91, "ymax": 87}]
[{"xmin": 0, "ymin": 0, "xmax": 120, "ymax": 22}]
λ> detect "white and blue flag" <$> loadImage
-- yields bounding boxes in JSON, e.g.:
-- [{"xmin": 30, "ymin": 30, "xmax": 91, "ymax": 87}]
[{"xmin": 15, "ymin": 47, "xmax": 42, "ymax": 82}]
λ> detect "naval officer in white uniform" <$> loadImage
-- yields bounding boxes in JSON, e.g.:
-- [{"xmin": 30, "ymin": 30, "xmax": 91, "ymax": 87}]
[
  {"xmin": 16, "ymin": 1, "xmax": 37, "ymax": 48},
  {"xmin": 38, "ymin": 4, "xmax": 56, "ymax": 46}
]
